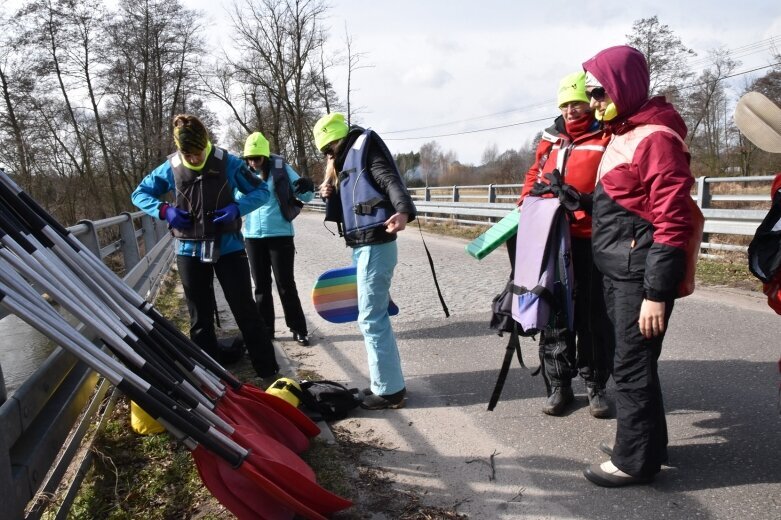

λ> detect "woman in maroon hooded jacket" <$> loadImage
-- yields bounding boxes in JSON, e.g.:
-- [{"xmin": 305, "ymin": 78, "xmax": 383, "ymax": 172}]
[{"xmin": 581, "ymin": 45, "xmax": 697, "ymax": 487}]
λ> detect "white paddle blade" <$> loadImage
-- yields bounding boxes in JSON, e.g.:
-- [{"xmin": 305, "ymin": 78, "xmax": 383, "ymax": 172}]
[{"xmin": 733, "ymin": 91, "xmax": 781, "ymax": 153}]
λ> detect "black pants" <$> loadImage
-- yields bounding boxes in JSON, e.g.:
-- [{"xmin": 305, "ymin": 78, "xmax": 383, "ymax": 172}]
[
  {"xmin": 177, "ymin": 251, "xmax": 279, "ymax": 378},
  {"xmin": 245, "ymin": 236, "xmax": 308, "ymax": 335},
  {"xmin": 540, "ymin": 237, "xmax": 614, "ymax": 388},
  {"xmin": 603, "ymin": 277, "xmax": 673, "ymax": 477}
]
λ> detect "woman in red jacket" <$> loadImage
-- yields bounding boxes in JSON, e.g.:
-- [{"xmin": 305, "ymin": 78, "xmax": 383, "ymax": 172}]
[
  {"xmin": 518, "ymin": 72, "xmax": 614, "ymax": 419},
  {"xmin": 582, "ymin": 45, "xmax": 697, "ymax": 487}
]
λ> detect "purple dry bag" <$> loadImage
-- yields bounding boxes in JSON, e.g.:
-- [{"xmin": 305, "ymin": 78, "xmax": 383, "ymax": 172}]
[{"xmin": 511, "ymin": 196, "xmax": 574, "ymax": 335}]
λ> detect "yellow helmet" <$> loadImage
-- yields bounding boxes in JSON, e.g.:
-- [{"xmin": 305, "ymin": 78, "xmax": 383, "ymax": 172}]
[
  {"xmin": 557, "ymin": 72, "xmax": 589, "ymax": 108},
  {"xmin": 243, "ymin": 131, "xmax": 270, "ymax": 158},
  {"xmin": 266, "ymin": 377, "xmax": 302, "ymax": 407},
  {"xmin": 312, "ymin": 112, "xmax": 349, "ymax": 151}
]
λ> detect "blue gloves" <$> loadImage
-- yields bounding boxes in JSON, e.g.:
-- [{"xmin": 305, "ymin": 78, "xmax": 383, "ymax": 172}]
[
  {"xmin": 293, "ymin": 177, "xmax": 315, "ymax": 196},
  {"xmin": 161, "ymin": 204, "xmax": 191, "ymax": 229},
  {"xmin": 212, "ymin": 203, "xmax": 240, "ymax": 224}
]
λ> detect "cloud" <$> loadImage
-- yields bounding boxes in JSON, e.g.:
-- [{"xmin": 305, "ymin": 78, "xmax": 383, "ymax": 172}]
[{"xmin": 401, "ymin": 65, "xmax": 454, "ymax": 88}]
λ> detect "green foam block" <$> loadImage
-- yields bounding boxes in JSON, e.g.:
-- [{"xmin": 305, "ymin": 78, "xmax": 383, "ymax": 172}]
[{"xmin": 465, "ymin": 208, "xmax": 520, "ymax": 260}]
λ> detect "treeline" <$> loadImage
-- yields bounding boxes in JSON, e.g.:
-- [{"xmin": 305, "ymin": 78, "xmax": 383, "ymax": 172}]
[
  {"xmin": 0, "ymin": 0, "xmax": 336, "ymax": 224},
  {"xmin": 0, "ymin": 6, "xmax": 779, "ymax": 226}
]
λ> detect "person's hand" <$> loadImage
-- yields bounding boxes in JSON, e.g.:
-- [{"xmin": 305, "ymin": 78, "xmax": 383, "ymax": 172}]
[
  {"xmin": 639, "ymin": 299, "xmax": 666, "ymax": 339},
  {"xmin": 531, "ymin": 169, "xmax": 592, "ymax": 213},
  {"xmin": 320, "ymin": 183, "xmax": 334, "ymax": 199},
  {"xmin": 161, "ymin": 204, "xmax": 191, "ymax": 230},
  {"xmin": 384, "ymin": 212, "xmax": 408, "ymax": 233},
  {"xmin": 293, "ymin": 177, "xmax": 315, "ymax": 195},
  {"xmin": 212, "ymin": 203, "xmax": 240, "ymax": 224}
]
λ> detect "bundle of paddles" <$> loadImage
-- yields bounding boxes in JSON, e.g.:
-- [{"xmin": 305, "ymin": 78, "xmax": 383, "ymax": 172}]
[{"xmin": 0, "ymin": 168, "xmax": 350, "ymax": 519}]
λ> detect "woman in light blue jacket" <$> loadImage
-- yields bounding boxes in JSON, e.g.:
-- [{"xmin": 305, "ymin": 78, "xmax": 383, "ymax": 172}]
[{"xmin": 242, "ymin": 132, "xmax": 315, "ymax": 345}]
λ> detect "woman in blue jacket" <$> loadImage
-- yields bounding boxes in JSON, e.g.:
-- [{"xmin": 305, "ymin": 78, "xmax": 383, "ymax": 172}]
[
  {"xmin": 131, "ymin": 114, "xmax": 280, "ymax": 382},
  {"xmin": 241, "ymin": 132, "xmax": 315, "ymax": 346}
]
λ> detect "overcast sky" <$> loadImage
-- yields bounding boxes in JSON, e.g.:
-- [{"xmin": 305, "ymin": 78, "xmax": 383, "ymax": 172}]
[{"xmin": 203, "ymin": 0, "xmax": 781, "ymax": 165}]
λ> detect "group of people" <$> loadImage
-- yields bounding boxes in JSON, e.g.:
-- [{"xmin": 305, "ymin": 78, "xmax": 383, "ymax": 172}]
[
  {"xmin": 512, "ymin": 45, "xmax": 699, "ymax": 487},
  {"xmin": 131, "ymin": 115, "xmax": 316, "ymax": 389},
  {"xmin": 131, "ymin": 110, "xmax": 415, "ymax": 411},
  {"xmin": 131, "ymin": 43, "xmax": 705, "ymax": 486}
]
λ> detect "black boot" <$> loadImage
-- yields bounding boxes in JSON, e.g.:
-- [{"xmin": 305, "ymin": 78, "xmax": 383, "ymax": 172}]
[
  {"xmin": 587, "ymin": 386, "xmax": 610, "ymax": 418},
  {"xmin": 542, "ymin": 386, "xmax": 574, "ymax": 416}
]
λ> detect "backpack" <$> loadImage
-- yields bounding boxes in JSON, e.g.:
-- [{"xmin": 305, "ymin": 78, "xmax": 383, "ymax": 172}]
[
  {"xmin": 748, "ymin": 175, "xmax": 781, "ymax": 314},
  {"xmin": 510, "ymin": 196, "xmax": 574, "ymax": 335},
  {"xmin": 295, "ymin": 380, "xmax": 364, "ymax": 421},
  {"xmin": 487, "ymin": 196, "xmax": 572, "ymax": 411}
]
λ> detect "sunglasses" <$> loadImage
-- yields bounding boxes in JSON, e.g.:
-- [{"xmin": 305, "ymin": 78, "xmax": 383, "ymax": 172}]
[
  {"xmin": 587, "ymin": 87, "xmax": 607, "ymax": 102},
  {"xmin": 321, "ymin": 145, "xmax": 335, "ymax": 157}
]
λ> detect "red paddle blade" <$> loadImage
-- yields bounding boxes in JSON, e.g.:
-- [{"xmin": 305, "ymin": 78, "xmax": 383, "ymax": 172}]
[
  {"xmin": 246, "ymin": 450, "xmax": 353, "ymax": 515},
  {"xmin": 229, "ymin": 425, "xmax": 352, "ymax": 516},
  {"xmin": 192, "ymin": 446, "xmax": 294, "ymax": 520},
  {"xmin": 235, "ymin": 384, "xmax": 321, "ymax": 437},
  {"xmin": 231, "ymin": 424, "xmax": 315, "ymax": 480},
  {"xmin": 219, "ymin": 390, "xmax": 309, "ymax": 453}
]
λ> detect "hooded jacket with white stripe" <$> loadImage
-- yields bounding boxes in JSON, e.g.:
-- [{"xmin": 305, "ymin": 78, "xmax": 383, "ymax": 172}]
[{"xmin": 583, "ymin": 46, "xmax": 695, "ymax": 302}]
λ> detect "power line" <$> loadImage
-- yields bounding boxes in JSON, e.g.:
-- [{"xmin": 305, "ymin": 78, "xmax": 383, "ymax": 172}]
[
  {"xmin": 382, "ymin": 35, "xmax": 780, "ymax": 140},
  {"xmin": 383, "ymin": 116, "xmax": 554, "ymax": 141},
  {"xmin": 382, "ymin": 100, "xmax": 551, "ymax": 135}
]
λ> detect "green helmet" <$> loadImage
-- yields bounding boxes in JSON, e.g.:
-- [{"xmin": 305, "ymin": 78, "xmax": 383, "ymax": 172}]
[
  {"xmin": 312, "ymin": 112, "xmax": 349, "ymax": 151},
  {"xmin": 243, "ymin": 131, "xmax": 270, "ymax": 158},
  {"xmin": 557, "ymin": 72, "xmax": 589, "ymax": 107}
]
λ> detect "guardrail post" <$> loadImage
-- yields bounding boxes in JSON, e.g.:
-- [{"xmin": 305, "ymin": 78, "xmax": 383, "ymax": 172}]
[
  {"xmin": 696, "ymin": 177, "xmax": 712, "ymax": 245},
  {"xmin": 695, "ymin": 176, "xmax": 711, "ymax": 209},
  {"xmin": 424, "ymin": 186, "xmax": 431, "ymax": 201},
  {"xmin": 488, "ymin": 184, "xmax": 496, "ymax": 203},
  {"xmin": 140, "ymin": 214, "xmax": 158, "ymax": 253},
  {"xmin": 452, "ymin": 186, "xmax": 459, "ymax": 202},
  {"xmin": 74, "ymin": 219, "xmax": 101, "ymax": 257},
  {"xmin": 155, "ymin": 217, "xmax": 169, "ymax": 242},
  {"xmin": 119, "ymin": 212, "xmax": 142, "ymax": 272},
  {"xmin": 0, "ymin": 364, "xmax": 6, "ymax": 405}
]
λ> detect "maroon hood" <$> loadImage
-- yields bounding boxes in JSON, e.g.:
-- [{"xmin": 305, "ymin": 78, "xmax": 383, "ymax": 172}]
[
  {"xmin": 583, "ymin": 45, "xmax": 687, "ymax": 139},
  {"xmin": 582, "ymin": 45, "xmax": 650, "ymax": 119}
]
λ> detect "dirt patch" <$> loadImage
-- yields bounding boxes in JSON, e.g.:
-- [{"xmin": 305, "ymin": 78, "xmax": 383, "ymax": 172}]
[{"xmin": 322, "ymin": 425, "xmax": 468, "ymax": 520}]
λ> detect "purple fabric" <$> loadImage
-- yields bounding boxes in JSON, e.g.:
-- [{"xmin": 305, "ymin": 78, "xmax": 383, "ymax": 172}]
[{"xmin": 512, "ymin": 197, "xmax": 573, "ymax": 333}]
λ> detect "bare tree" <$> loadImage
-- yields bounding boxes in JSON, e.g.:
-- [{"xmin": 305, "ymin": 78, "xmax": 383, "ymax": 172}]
[
  {"xmin": 343, "ymin": 23, "xmax": 372, "ymax": 124},
  {"xmin": 223, "ymin": 0, "xmax": 331, "ymax": 176},
  {"xmin": 626, "ymin": 16, "xmax": 696, "ymax": 100},
  {"xmin": 683, "ymin": 49, "xmax": 739, "ymax": 176}
]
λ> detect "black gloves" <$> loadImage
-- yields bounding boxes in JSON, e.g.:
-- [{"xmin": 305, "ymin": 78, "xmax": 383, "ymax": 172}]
[
  {"xmin": 530, "ymin": 169, "xmax": 592, "ymax": 214},
  {"xmin": 293, "ymin": 177, "xmax": 315, "ymax": 195}
]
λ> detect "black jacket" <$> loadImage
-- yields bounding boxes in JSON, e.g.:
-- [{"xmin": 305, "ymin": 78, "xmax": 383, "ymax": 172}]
[{"xmin": 333, "ymin": 127, "xmax": 416, "ymax": 247}]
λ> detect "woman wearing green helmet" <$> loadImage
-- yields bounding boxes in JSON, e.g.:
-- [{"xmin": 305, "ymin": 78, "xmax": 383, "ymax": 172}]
[
  {"xmin": 241, "ymin": 131, "xmax": 315, "ymax": 346},
  {"xmin": 312, "ymin": 112, "xmax": 417, "ymax": 410}
]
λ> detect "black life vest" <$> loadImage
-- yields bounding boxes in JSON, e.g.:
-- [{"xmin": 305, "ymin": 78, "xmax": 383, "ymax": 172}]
[
  {"xmin": 269, "ymin": 154, "xmax": 303, "ymax": 222},
  {"xmin": 169, "ymin": 147, "xmax": 241, "ymax": 240},
  {"xmin": 337, "ymin": 129, "xmax": 396, "ymax": 238}
]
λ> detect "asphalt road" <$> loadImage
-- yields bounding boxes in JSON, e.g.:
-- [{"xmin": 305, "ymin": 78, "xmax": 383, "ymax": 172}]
[{"xmin": 226, "ymin": 212, "xmax": 781, "ymax": 520}]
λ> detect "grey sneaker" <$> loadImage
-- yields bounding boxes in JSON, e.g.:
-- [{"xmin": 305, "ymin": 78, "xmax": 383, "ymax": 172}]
[
  {"xmin": 542, "ymin": 386, "xmax": 574, "ymax": 416},
  {"xmin": 587, "ymin": 387, "xmax": 610, "ymax": 418},
  {"xmin": 360, "ymin": 388, "xmax": 406, "ymax": 410}
]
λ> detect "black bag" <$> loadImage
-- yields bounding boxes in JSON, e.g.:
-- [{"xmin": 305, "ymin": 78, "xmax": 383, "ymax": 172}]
[
  {"xmin": 748, "ymin": 189, "xmax": 781, "ymax": 283},
  {"xmin": 489, "ymin": 279, "xmax": 515, "ymax": 334},
  {"xmin": 297, "ymin": 380, "xmax": 363, "ymax": 421}
]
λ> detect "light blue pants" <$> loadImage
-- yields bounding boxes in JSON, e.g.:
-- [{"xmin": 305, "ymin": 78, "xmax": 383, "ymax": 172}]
[{"xmin": 353, "ymin": 241, "xmax": 405, "ymax": 395}]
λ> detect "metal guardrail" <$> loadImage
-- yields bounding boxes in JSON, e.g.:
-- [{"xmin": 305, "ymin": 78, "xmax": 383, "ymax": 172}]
[
  {"xmin": 306, "ymin": 175, "xmax": 775, "ymax": 253},
  {"xmin": 0, "ymin": 211, "xmax": 173, "ymax": 520}
]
